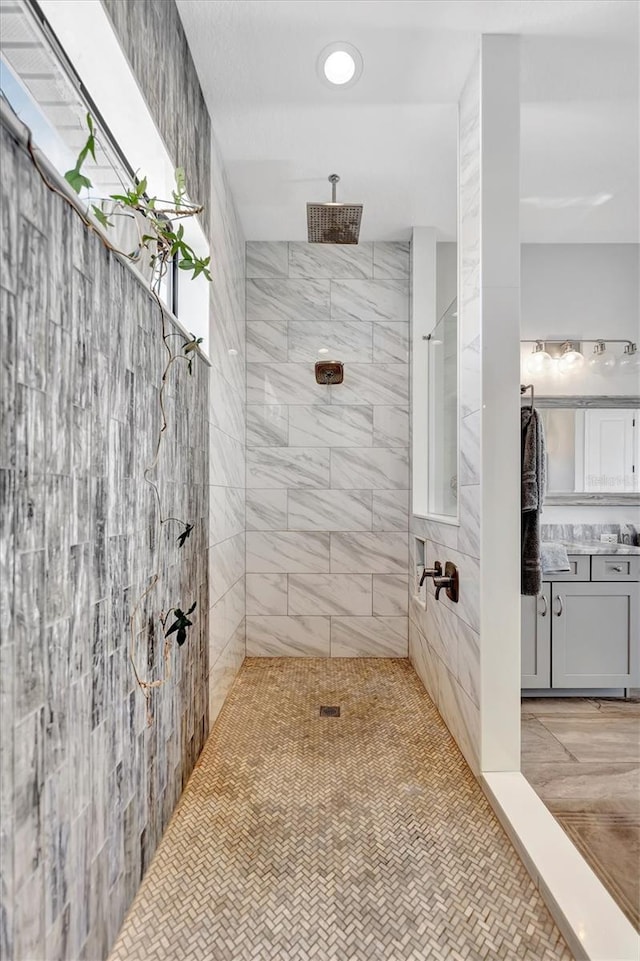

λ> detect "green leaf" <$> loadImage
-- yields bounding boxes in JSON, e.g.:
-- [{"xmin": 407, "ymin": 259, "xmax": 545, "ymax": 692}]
[
  {"xmin": 178, "ymin": 259, "xmax": 195, "ymax": 271},
  {"xmin": 91, "ymin": 205, "xmax": 113, "ymax": 228},
  {"xmin": 64, "ymin": 167, "xmax": 92, "ymax": 194},
  {"xmin": 174, "ymin": 167, "xmax": 186, "ymax": 198}
]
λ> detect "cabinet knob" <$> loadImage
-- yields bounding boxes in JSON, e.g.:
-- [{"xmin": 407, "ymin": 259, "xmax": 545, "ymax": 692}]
[
  {"xmin": 554, "ymin": 595, "xmax": 564, "ymax": 617},
  {"xmin": 538, "ymin": 595, "xmax": 548, "ymax": 618},
  {"xmin": 610, "ymin": 565, "xmax": 622, "ymax": 573}
]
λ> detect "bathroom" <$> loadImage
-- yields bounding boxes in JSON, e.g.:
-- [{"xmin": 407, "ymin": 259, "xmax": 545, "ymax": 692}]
[{"xmin": 0, "ymin": 1, "xmax": 638, "ymax": 960}]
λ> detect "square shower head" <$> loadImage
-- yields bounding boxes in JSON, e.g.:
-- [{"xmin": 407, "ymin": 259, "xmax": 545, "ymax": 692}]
[{"xmin": 306, "ymin": 202, "xmax": 363, "ymax": 244}]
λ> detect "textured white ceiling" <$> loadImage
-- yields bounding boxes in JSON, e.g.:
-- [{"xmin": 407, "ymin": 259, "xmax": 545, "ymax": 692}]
[{"xmin": 176, "ymin": 0, "xmax": 639, "ymax": 243}]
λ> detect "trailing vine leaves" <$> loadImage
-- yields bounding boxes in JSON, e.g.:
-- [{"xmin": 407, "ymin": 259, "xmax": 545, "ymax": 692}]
[
  {"xmin": 52, "ymin": 113, "xmax": 210, "ymax": 721},
  {"xmin": 164, "ymin": 602, "xmax": 197, "ymax": 647}
]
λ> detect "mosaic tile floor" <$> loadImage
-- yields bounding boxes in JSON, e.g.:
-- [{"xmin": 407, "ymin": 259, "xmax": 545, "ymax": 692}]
[
  {"xmin": 522, "ymin": 696, "xmax": 640, "ymax": 931},
  {"xmin": 109, "ymin": 659, "xmax": 572, "ymax": 961}
]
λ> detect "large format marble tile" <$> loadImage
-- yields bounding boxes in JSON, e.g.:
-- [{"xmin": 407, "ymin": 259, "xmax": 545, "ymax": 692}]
[
  {"xmin": 209, "ymin": 427, "xmax": 245, "ymax": 488},
  {"xmin": 288, "ymin": 574, "xmax": 372, "ymax": 616},
  {"xmin": 209, "ymin": 579, "xmax": 245, "ymax": 663},
  {"xmin": 331, "ymin": 279, "xmax": 409, "ymax": 324},
  {"xmin": 247, "ymin": 279, "xmax": 330, "ymax": 322},
  {"xmin": 459, "ymin": 409, "xmax": 481, "ymax": 485},
  {"xmin": 372, "ymin": 406, "xmax": 409, "ymax": 447},
  {"xmin": 209, "ymin": 486, "xmax": 245, "ymax": 545},
  {"xmin": 522, "ymin": 760, "xmax": 640, "ymax": 805},
  {"xmin": 373, "ymin": 242, "xmax": 410, "ymax": 279},
  {"xmin": 245, "ymin": 489, "xmax": 288, "ymax": 531},
  {"xmin": 287, "ymin": 489, "xmax": 372, "ymax": 532},
  {"xmin": 373, "ymin": 322, "xmax": 409, "ymax": 364},
  {"xmin": 209, "ymin": 534, "xmax": 245, "ymax": 606},
  {"xmin": 521, "ymin": 717, "xmax": 578, "ymax": 763},
  {"xmin": 246, "ymin": 242, "xmax": 288, "ymax": 278},
  {"xmin": 246, "ymin": 321, "xmax": 288, "ymax": 363},
  {"xmin": 372, "ymin": 574, "xmax": 409, "ymax": 615},
  {"xmin": 537, "ymin": 717, "xmax": 640, "ymax": 763},
  {"xmin": 247, "ymin": 447, "xmax": 330, "ymax": 489},
  {"xmin": 331, "ymin": 616, "xmax": 408, "ymax": 657},
  {"xmin": 246, "ymin": 531, "xmax": 330, "ymax": 573},
  {"xmin": 288, "ymin": 405, "xmax": 373, "ymax": 448},
  {"xmin": 330, "ymin": 532, "xmax": 408, "ymax": 574},
  {"xmin": 288, "ymin": 242, "xmax": 373, "ymax": 279},
  {"xmin": 331, "ymin": 448, "xmax": 409, "ymax": 490},
  {"xmin": 246, "ymin": 405, "xmax": 288, "ymax": 447},
  {"xmin": 372, "ymin": 490, "xmax": 409, "ymax": 531},
  {"xmin": 246, "ymin": 615, "xmax": 330, "ymax": 656},
  {"xmin": 288, "ymin": 321, "xmax": 372, "ymax": 364},
  {"xmin": 246, "ymin": 573, "xmax": 288, "ymax": 615},
  {"xmin": 331, "ymin": 364, "xmax": 409, "ymax": 407},
  {"xmin": 247, "ymin": 363, "xmax": 330, "ymax": 406}
]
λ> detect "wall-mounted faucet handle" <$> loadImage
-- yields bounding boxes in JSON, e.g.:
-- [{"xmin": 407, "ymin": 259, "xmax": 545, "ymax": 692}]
[
  {"xmin": 434, "ymin": 562, "xmax": 459, "ymax": 603},
  {"xmin": 419, "ymin": 561, "xmax": 442, "ymax": 587}
]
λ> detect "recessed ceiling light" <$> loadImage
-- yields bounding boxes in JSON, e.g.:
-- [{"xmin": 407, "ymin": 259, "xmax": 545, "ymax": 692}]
[
  {"xmin": 318, "ymin": 347, "xmax": 329, "ymax": 354},
  {"xmin": 317, "ymin": 42, "xmax": 363, "ymax": 89}
]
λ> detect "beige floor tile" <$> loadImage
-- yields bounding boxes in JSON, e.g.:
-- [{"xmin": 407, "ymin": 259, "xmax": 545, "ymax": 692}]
[
  {"xmin": 109, "ymin": 659, "xmax": 571, "ymax": 961},
  {"xmin": 521, "ymin": 716, "xmax": 578, "ymax": 763},
  {"xmin": 537, "ymin": 716, "xmax": 640, "ymax": 763}
]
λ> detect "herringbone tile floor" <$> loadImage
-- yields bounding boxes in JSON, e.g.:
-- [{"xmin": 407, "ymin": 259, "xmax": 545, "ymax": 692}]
[{"xmin": 109, "ymin": 658, "xmax": 572, "ymax": 960}]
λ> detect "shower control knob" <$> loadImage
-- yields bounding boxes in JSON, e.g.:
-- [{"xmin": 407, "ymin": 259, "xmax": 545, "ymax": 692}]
[{"xmin": 419, "ymin": 562, "xmax": 442, "ymax": 587}]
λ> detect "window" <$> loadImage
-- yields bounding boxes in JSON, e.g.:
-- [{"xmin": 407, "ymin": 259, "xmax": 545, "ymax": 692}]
[{"xmin": 0, "ymin": 0, "xmax": 176, "ymax": 314}]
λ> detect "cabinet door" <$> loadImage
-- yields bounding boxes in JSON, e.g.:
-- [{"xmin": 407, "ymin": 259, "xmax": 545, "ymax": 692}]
[
  {"xmin": 521, "ymin": 587, "xmax": 551, "ymax": 688},
  {"xmin": 551, "ymin": 583, "xmax": 639, "ymax": 688}
]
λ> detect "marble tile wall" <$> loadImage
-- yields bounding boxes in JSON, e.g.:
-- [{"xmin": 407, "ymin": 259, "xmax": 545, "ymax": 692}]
[
  {"xmin": 206, "ymin": 130, "xmax": 246, "ymax": 722},
  {"xmin": 245, "ymin": 242, "xmax": 410, "ymax": 657},
  {"xmin": 102, "ymin": 0, "xmax": 211, "ymax": 238},
  {"xmin": 409, "ymin": 60, "xmax": 482, "ymax": 774},
  {"xmin": 0, "ymin": 117, "xmax": 208, "ymax": 961}
]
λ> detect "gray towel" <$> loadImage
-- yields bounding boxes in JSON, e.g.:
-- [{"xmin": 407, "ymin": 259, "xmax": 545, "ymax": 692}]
[
  {"xmin": 521, "ymin": 408, "xmax": 547, "ymax": 595},
  {"xmin": 541, "ymin": 541, "xmax": 570, "ymax": 573}
]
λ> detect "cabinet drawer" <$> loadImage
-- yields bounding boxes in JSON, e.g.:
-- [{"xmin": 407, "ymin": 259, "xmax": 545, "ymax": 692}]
[
  {"xmin": 591, "ymin": 555, "xmax": 640, "ymax": 582},
  {"xmin": 544, "ymin": 555, "xmax": 591, "ymax": 582}
]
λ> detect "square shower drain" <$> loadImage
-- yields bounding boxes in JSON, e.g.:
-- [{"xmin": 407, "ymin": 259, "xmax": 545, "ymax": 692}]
[{"xmin": 319, "ymin": 705, "xmax": 340, "ymax": 717}]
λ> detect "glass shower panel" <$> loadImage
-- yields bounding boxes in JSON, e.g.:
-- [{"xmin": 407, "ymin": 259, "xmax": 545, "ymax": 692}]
[{"xmin": 427, "ymin": 299, "xmax": 458, "ymax": 517}]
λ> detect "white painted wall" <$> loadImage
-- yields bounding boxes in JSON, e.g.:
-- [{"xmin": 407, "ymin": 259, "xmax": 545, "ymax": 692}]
[{"xmin": 520, "ymin": 243, "xmax": 639, "ymax": 396}]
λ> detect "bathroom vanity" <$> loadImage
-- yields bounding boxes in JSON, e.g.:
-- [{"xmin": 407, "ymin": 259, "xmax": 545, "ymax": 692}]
[{"xmin": 521, "ymin": 542, "xmax": 640, "ymax": 692}]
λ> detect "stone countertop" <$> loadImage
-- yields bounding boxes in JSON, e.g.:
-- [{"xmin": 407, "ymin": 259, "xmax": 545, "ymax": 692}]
[{"xmin": 562, "ymin": 541, "xmax": 640, "ymax": 556}]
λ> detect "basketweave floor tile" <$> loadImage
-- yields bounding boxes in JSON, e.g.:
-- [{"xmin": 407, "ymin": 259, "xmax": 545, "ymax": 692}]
[{"xmin": 109, "ymin": 658, "xmax": 572, "ymax": 961}]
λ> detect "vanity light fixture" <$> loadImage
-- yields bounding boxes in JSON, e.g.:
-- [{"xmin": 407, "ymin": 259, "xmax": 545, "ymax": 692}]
[
  {"xmin": 317, "ymin": 42, "xmax": 364, "ymax": 88},
  {"xmin": 522, "ymin": 338, "xmax": 637, "ymax": 377},
  {"xmin": 619, "ymin": 342, "xmax": 640, "ymax": 373},
  {"xmin": 526, "ymin": 340, "xmax": 553, "ymax": 375},
  {"xmin": 588, "ymin": 340, "xmax": 617, "ymax": 375},
  {"xmin": 557, "ymin": 341, "xmax": 585, "ymax": 373}
]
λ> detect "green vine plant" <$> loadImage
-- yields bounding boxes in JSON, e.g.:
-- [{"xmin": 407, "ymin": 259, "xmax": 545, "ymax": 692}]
[{"xmin": 22, "ymin": 109, "xmax": 211, "ymax": 724}]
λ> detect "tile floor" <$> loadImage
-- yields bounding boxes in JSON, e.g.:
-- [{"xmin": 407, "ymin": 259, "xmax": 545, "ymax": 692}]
[
  {"xmin": 522, "ymin": 696, "xmax": 640, "ymax": 931},
  {"xmin": 110, "ymin": 659, "xmax": 571, "ymax": 961}
]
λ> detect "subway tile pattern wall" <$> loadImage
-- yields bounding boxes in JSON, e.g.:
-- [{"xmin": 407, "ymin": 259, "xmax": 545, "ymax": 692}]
[
  {"xmin": 0, "ymin": 119, "xmax": 208, "ymax": 961},
  {"xmin": 246, "ymin": 242, "xmax": 410, "ymax": 657}
]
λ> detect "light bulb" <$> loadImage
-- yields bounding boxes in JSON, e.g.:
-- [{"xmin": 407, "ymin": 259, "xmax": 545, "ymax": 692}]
[
  {"xmin": 588, "ymin": 341, "xmax": 617, "ymax": 376},
  {"xmin": 619, "ymin": 343, "xmax": 640, "ymax": 374},
  {"xmin": 526, "ymin": 342, "xmax": 552, "ymax": 374},
  {"xmin": 558, "ymin": 342, "xmax": 585, "ymax": 374},
  {"xmin": 323, "ymin": 50, "xmax": 356, "ymax": 85}
]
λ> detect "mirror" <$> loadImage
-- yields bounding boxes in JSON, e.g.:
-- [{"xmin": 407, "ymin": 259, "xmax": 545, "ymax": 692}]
[
  {"xmin": 536, "ymin": 398, "xmax": 640, "ymax": 504},
  {"xmin": 427, "ymin": 298, "xmax": 458, "ymax": 517}
]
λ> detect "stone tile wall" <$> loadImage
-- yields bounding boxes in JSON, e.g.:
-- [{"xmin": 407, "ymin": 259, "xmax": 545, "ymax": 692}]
[
  {"xmin": 206, "ymin": 132, "xmax": 246, "ymax": 720},
  {"xmin": 0, "ymin": 116, "xmax": 209, "ymax": 960},
  {"xmin": 409, "ymin": 62, "xmax": 482, "ymax": 773},
  {"xmin": 245, "ymin": 242, "xmax": 410, "ymax": 656}
]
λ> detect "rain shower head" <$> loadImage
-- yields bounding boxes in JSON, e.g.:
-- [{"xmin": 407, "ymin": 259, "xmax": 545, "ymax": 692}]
[{"xmin": 306, "ymin": 174, "xmax": 363, "ymax": 245}]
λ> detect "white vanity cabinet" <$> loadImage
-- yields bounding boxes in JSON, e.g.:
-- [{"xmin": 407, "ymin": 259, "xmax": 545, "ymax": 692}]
[{"xmin": 521, "ymin": 553, "xmax": 640, "ymax": 691}]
